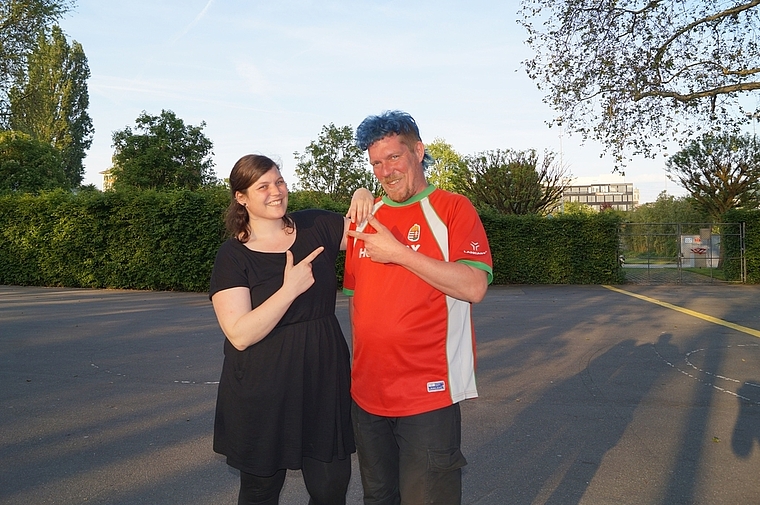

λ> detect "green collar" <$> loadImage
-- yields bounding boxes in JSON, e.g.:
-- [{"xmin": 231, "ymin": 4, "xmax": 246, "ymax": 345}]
[{"xmin": 381, "ymin": 185, "xmax": 436, "ymax": 207}]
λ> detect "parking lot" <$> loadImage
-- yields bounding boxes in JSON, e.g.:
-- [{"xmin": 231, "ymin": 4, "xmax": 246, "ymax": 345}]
[{"xmin": 1, "ymin": 283, "xmax": 759, "ymax": 504}]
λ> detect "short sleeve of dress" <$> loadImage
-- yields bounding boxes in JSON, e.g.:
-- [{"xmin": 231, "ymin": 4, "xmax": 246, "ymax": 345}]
[
  {"xmin": 209, "ymin": 239, "xmax": 249, "ymax": 299},
  {"xmin": 295, "ymin": 209, "xmax": 345, "ymax": 262}
]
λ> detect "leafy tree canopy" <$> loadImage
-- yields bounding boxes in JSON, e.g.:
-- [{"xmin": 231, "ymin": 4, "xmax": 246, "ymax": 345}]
[
  {"xmin": 110, "ymin": 110, "xmax": 217, "ymax": 191},
  {"xmin": 452, "ymin": 149, "xmax": 570, "ymax": 215},
  {"xmin": 627, "ymin": 190, "xmax": 708, "ymax": 224},
  {"xmin": 519, "ymin": 0, "xmax": 760, "ymax": 167},
  {"xmin": 0, "ymin": 130, "xmax": 67, "ymax": 192},
  {"xmin": 0, "ymin": 0, "xmax": 72, "ymax": 123},
  {"xmin": 665, "ymin": 133, "xmax": 760, "ymax": 221},
  {"xmin": 294, "ymin": 123, "xmax": 380, "ymax": 202},
  {"xmin": 426, "ymin": 138, "xmax": 466, "ymax": 192},
  {"xmin": 562, "ymin": 201, "xmax": 596, "ymax": 216},
  {"xmin": 10, "ymin": 25, "xmax": 92, "ymax": 187},
  {"xmin": 619, "ymin": 190, "xmax": 709, "ymax": 259}
]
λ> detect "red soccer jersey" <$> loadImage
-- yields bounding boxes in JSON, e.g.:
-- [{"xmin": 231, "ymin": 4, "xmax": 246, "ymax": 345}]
[{"xmin": 343, "ymin": 186, "xmax": 493, "ymax": 417}]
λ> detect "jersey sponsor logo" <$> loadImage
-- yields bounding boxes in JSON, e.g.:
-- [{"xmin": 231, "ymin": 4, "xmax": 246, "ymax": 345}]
[
  {"xmin": 407, "ymin": 224, "xmax": 421, "ymax": 242},
  {"xmin": 464, "ymin": 241, "xmax": 489, "ymax": 256},
  {"xmin": 427, "ymin": 380, "xmax": 446, "ymax": 393}
]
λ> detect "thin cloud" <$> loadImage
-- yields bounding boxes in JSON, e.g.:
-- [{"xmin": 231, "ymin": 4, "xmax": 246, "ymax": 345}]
[
  {"xmin": 132, "ymin": 0, "xmax": 217, "ymax": 81},
  {"xmin": 170, "ymin": 0, "xmax": 216, "ymax": 45}
]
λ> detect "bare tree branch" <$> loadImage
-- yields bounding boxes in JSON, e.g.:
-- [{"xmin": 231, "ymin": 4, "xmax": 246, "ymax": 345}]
[
  {"xmin": 635, "ymin": 81, "xmax": 760, "ymax": 102},
  {"xmin": 519, "ymin": 0, "xmax": 760, "ymax": 165}
]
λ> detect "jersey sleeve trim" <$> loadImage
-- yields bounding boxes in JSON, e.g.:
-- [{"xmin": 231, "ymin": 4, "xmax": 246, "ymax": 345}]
[{"xmin": 457, "ymin": 259, "xmax": 494, "ymax": 284}]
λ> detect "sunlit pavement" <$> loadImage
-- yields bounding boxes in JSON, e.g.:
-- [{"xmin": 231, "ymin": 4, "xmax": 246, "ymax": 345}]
[{"xmin": 1, "ymin": 283, "xmax": 759, "ymax": 505}]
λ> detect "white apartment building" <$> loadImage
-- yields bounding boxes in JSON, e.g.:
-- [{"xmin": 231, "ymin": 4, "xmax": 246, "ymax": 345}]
[{"xmin": 562, "ymin": 175, "xmax": 639, "ymax": 212}]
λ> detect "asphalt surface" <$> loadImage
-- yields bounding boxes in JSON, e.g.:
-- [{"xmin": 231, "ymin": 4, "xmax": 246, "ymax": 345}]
[{"xmin": 1, "ymin": 283, "xmax": 759, "ymax": 505}]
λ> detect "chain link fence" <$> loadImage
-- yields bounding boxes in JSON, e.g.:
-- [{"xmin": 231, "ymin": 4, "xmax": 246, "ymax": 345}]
[{"xmin": 618, "ymin": 223, "xmax": 745, "ymax": 285}]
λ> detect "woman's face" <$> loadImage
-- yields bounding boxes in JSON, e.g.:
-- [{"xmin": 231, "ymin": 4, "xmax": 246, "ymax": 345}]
[{"xmin": 235, "ymin": 166, "xmax": 289, "ymax": 222}]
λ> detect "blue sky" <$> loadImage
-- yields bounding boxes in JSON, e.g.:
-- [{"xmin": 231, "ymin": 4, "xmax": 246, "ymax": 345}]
[{"xmin": 57, "ymin": 0, "xmax": 687, "ymax": 203}]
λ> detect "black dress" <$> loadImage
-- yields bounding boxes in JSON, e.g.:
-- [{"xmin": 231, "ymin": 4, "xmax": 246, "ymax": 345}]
[{"xmin": 209, "ymin": 209, "xmax": 355, "ymax": 475}]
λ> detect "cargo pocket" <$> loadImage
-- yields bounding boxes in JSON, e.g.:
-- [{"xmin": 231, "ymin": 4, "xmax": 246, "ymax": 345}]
[
  {"xmin": 426, "ymin": 448, "xmax": 467, "ymax": 501},
  {"xmin": 429, "ymin": 447, "xmax": 467, "ymax": 472}
]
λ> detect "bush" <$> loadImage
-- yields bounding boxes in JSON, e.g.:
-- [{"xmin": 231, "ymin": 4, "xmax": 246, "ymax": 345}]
[
  {"xmin": 0, "ymin": 131, "xmax": 68, "ymax": 192},
  {"xmin": 0, "ymin": 190, "xmax": 627, "ymax": 291},
  {"xmin": 0, "ymin": 188, "xmax": 228, "ymax": 291},
  {"xmin": 723, "ymin": 208, "xmax": 760, "ymax": 283},
  {"xmin": 481, "ymin": 212, "xmax": 623, "ymax": 284}
]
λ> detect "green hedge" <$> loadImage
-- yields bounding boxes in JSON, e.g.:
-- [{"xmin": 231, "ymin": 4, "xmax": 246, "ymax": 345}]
[
  {"xmin": 0, "ymin": 188, "xmax": 228, "ymax": 291},
  {"xmin": 481, "ymin": 212, "xmax": 623, "ymax": 284},
  {"xmin": 0, "ymin": 189, "xmax": 626, "ymax": 291},
  {"xmin": 723, "ymin": 209, "xmax": 760, "ymax": 283}
]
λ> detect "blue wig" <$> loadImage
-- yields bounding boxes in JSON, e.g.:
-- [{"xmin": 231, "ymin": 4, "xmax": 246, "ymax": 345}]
[{"xmin": 355, "ymin": 110, "xmax": 434, "ymax": 168}]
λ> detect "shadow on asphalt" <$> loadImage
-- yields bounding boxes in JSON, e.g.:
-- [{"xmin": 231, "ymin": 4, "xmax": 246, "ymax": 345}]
[{"xmin": 2, "ymin": 284, "xmax": 760, "ymax": 505}]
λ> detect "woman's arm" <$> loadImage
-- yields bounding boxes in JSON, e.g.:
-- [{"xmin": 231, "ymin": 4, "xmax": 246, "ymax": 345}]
[
  {"xmin": 342, "ymin": 188, "xmax": 375, "ymax": 250},
  {"xmin": 212, "ymin": 247, "xmax": 324, "ymax": 350}
]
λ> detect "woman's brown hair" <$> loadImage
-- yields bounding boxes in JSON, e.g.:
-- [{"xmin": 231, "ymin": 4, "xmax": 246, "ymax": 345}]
[{"xmin": 224, "ymin": 154, "xmax": 294, "ymax": 242}]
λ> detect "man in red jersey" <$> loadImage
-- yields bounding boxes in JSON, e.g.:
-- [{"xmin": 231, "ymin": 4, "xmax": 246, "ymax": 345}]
[{"xmin": 344, "ymin": 110, "xmax": 493, "ymax": 505}]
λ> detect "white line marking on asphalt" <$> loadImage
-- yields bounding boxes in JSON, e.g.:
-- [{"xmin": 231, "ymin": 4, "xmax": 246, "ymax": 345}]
[{"xmin": 652, "ymin": 343, "xmax": 760, "ymax": 405}]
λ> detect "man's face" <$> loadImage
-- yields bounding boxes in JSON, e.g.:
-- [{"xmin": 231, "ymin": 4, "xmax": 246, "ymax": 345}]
[{"xmin": 368, "ymin": 134, "xmax": 427, "ymax": 203}]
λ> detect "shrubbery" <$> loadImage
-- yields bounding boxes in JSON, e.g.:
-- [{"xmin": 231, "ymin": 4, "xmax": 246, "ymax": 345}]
[
  {"xmin": 481, "ymin": 212, "xmax": 623, "ymax": 284},
  {"xmin": 0, "ymin": 188, "xmax": 227, "ymax": 291},
  {"xmin": 1, "ymin": 189, "xmax": 635, "ymax": 291},
  {"xmin": 723, "ymin": 209, "xmax": 760, "ymax": 283}
]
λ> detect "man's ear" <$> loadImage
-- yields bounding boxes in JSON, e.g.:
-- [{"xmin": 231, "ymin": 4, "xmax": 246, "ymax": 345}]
[{"xmin": 414, "ymin": 141, "xmax": 425, "ymax": 163}]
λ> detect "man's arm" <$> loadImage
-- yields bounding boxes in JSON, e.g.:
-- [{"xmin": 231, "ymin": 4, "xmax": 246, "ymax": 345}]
[
  {"xmin": 346, "ymin": 215, "xmax": 488, "ymax": 303},
  {"xmin": 389, "ymin": 245, "xmax": 488, "ymax": 302}
]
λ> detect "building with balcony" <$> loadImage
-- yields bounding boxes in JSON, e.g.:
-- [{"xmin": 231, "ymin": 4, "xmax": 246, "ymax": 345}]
[{"xmin": 561, "ymin": 175, "xmax": 639, "ymax": 212}]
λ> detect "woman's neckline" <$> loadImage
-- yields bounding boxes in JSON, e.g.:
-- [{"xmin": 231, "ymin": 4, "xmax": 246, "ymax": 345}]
[{"xmin": 239, "ymin": 226, "xmax": 296, "ymax": 253}]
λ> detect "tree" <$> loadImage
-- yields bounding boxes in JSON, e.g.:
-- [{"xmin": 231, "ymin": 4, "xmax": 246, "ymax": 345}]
[
  {"xmin": 9, "ymin": 25, "xmax": 92, "ymax": 187},
  {"xmin": 0, "ymin": 130, "xmax": 66, "ymax": 192},
  {"xmin": 621, "ymin": 191, "xmax": 709, "ymax": 259},
  {"xmin": 452, "ymin": 149, "xmax": 569, "ymax": 215},
  {"xmin": 562, "ymin": 201, "xmax": 596, "ymax": 216},
  {"xmin": 294, "ymin": 123, "xmax": 380, "ymax": 201},
  {"xmin": 665, "ymin": 133, "xmax": 760, "ymax": 221},
  {"xmin": 0, "ymin": 0, "xmax": 72, "ymax": 124},
  {"xmin": 426, "ymin": 138, "xmax": 466, "ymax": 191},
  {"xmin": 519, "ymin": 0, "xmax": 760, "ymax": 167},
  {"xmin": 628, "ymin": 191, "xmax": 707, "ymax": 223},
  {"xmin": 110, "ymin": 110, "xmax": 216, "ymax": 191}
]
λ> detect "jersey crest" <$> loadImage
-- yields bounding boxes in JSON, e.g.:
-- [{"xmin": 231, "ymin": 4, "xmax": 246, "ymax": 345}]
[{"xmin": 407, "ymin": 224, "xmax": 421, "ymax": 242}]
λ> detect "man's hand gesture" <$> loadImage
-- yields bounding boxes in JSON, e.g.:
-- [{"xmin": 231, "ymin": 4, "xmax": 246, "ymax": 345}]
[{"xmin": 347, "ymin": 215, "xmax": 406, "ymax": 264}]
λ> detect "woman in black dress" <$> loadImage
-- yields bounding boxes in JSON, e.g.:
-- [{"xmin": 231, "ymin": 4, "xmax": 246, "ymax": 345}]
[{"xmin": 209, "ymin": 154, "xmax": 372, "ymax": 505}]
